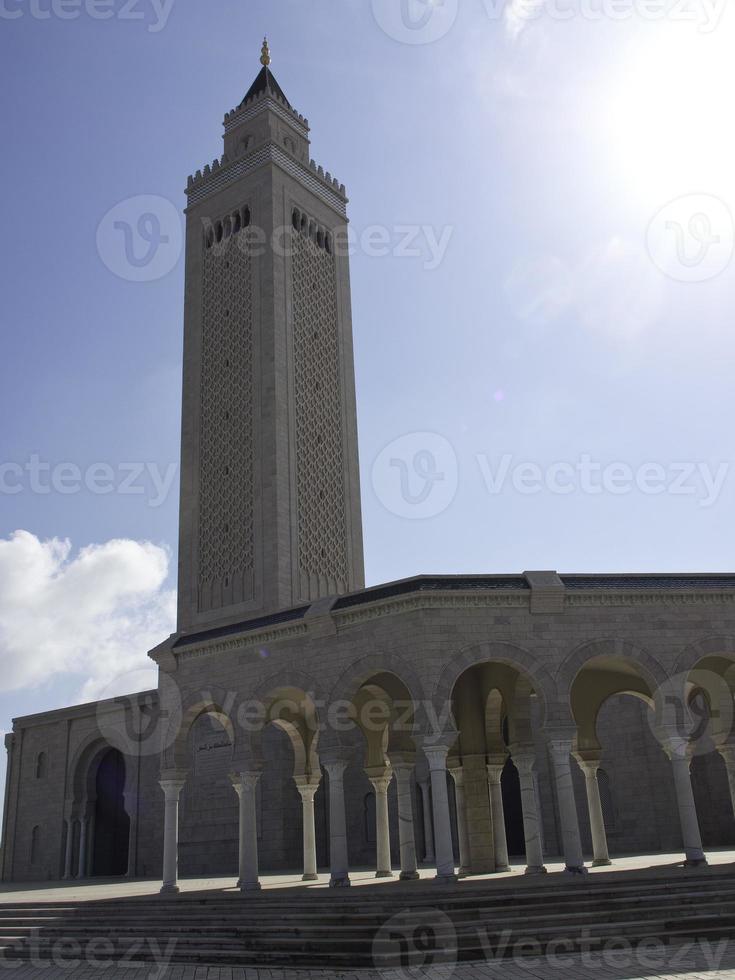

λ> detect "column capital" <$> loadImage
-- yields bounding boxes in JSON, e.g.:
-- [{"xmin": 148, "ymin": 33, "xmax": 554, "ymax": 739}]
[
  {"xmin": 159, "ymin": 772, "xmax": 188, "ymax": 799},
  {"xmin": 366, "ymin": 766, "xmax": 393, "ymax": 794},
  {"xmin": 447, "ymin": 762, "xmax": 464, "ymax": 787},
  {"xmin": 661, "ymin": 736, "xmax": 694, "ymax": 763},
  {"xmin": 511, "ymin": 752, "xmax": 536, "ymax": 777},
  {"xmin": 572, "ymin": 750, "xmax": 602, "ymax": 777},
  {"xmin": 229, "ymin": 771, "xmax": 262, "ymax": 795},
  {"xmin": 323, "ymin": 759, "xmax": 349, "ymax": 781},
  {"xmin": 294, "ymin": 774, "xmax": 321, "ymax": 802},
  {"xmin": 486, "ymin": 762, "xmax": 505, "ymax": 785},
  {"xmin": 419, "ymin": 732, "xmax": 457, "ymax": 770},
  {"xmin": 546, "ymin": 735, "xmax": 575, "ymax": 760}
]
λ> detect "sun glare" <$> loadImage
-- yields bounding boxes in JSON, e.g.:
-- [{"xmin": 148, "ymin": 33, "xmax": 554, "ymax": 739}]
[{"xmin": 609, "ymin": 18, "xmax": 735, "ymax": 207}]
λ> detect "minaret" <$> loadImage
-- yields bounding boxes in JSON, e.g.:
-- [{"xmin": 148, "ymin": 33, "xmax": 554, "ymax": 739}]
[{"xmin": 177, "ymin": 41, "xmax": 364, "ymax": 632}]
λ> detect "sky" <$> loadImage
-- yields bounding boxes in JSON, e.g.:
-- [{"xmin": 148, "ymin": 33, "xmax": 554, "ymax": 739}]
[{"xmin": 1, "ymin": 0, "xmax": 735, "ymax": 788}]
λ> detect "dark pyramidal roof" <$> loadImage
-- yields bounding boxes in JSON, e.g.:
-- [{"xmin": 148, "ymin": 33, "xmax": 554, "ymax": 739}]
[{"xmin": 240, "ymin": 65, "xmax": 291, "ymax": 109}]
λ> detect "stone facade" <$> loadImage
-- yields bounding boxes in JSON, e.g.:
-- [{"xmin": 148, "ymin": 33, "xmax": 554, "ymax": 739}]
[{"xmin": 3, "ymin": 50, "xmax": 735, "ymax": 887}]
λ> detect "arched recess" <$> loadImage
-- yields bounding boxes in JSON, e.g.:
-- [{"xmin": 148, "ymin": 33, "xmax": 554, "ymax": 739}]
[
  {"xmin": 434, "ymin": 642, "xmax": 555, "ymax": 733},
  {"xmin": 93, "ymin": 748, "xmax": 130, "ymax": 877},
  {"xmin": 164, "ymin": 689, "xmax": 237, "ymax": 772},
  {"xmin": 674, "ymin": 638, "xmax": 735, "ymax": 847},
  {"xmin": 448, "ymin": 656, "xmax": 547, "ymax": 873},
  {"xmin": 568, "ymin": 645, "xmax": 676, "ymax": 857}
]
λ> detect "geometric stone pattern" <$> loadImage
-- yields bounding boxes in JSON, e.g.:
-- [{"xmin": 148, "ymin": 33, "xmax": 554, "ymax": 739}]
[
  {"xmin": 197, "ymin": 228, "xmax": 254, "ymax": 613},
  {"xmin": 291, "ymin": 224, "xmax": 349, "ymax": 596}
]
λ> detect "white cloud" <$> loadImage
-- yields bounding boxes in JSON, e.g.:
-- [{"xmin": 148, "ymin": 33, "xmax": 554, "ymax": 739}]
[{"xmin": 0, "ymin": 531, "xmax": 175, "ymax": 702}]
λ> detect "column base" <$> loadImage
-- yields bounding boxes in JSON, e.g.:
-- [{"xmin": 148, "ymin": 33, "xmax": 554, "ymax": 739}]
[
  {"xmin": 302, "ymin": 873, "xmax": 319, "ymax": 881},
  {"xmin": 159, "ymin": 884, "xmax": 180, "ymax": 895},
  {"xmin": 433, "ymin": 873, "xmax": 458, "ymax": 884},
  {"xmin": 494, "ymin": 864, "xmax": 511, "ymax": 873},
  {"xmin": 329, "ymin": 875, "xmax": 351, "ymax": 887},
  {"xmin": 399, "ymin": 870, "xmax": 420, "ymax": 880},
  {"xmin": 375, "ymin": 870, "xmax": 394, "ymax": 878},
  {"xmin": 457, "ymin": 866, "xmax": 472, "ymax": 878},
  {"xmin": 524, "ymin": 865, "xmax": 547, "ymax": 875},
  {"xmin": 564, "ymin": 865, "xmax": 588, "ymax": 875},
  {"xmin": 238, "ymin": 880, "xmax": 262, "ymax": 892},
  {"xmin": 592, "ymin": 858, "xmax": 612, "ymax": 867},
  {"xmin": 684, "ymin": 857, "xmax": 708, "ymax": 868}
]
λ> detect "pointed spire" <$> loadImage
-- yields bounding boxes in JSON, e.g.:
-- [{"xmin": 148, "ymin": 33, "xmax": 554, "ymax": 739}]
[{"xmin": 239, "ymin": 39, "xmax": 291, "ymax": 109}]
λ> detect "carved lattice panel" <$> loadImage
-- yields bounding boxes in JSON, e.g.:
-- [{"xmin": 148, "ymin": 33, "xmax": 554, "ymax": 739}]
[
  {"xmin": 291, "ymin": 229, "xmax": 349, "ymax": 596},
  {"xmin": 197, "ymin": 232, "xmax": 254, "ymax": 611}
]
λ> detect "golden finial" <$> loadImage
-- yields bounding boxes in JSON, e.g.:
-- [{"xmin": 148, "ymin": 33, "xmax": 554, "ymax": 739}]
[{"xmin": 260, "ymin": 37, "xmax": 271, "ymax": 67}]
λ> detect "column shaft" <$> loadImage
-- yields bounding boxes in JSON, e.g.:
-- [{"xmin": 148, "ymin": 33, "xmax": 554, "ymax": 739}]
[
  {"xmin": 393, "ymin": 764, "xmax": 419, "ymax": 880},
  {"xmin": 63, "ymin": 818, "xmax": 74, "ymax": 881},
  {"xmin": 548, "ymin": 739, "xmax": 586, "ymax": 873},
  {"xmin": 77, "ymin": 817, "xmax": 88, "ymax": 879},
  {"xmin": 324, "ymin": 761, "xmax": 350, "ymax": 887},
  {"xmin": 448, "ymin": 768, "xmax": 471, "ymax": 876},
  {"xmin": 667, "ymin": 747, "xmax": 707, "ymax": 866},
  {"xmin": 295, "ymin": 779, "xmax": 320, "ymax": 881},
  {"xmin": 419, "ymin": 780, "xmax": 435, "ymax": 862},
  {"xmin": 422, "ymin": 744, "xmax": 457, "ymax": 882},
  {"xmin": 487, "ymin": 764, "xmax": 510, "ymax": 873},
  {"xmin": 367, "ymin": 770, "xmax": 394, "ymax": 877},
  {"xmin": 513, "ymin": 754, "xmax": 546, "ymax": 875},
  {"xmin": 159, "ymin": 777, "xmax": 186, "ymax": 895},
  {"xmin": 574, "ymin": 756, "xmax": 611, "ymax": 867},
  {"xmin": 231, "ymin": 772, "xmax": 262, "ymax": 891}
]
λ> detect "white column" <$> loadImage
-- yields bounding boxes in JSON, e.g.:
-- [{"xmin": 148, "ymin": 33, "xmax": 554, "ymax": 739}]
[
  {"xmin": 418, "ymin": 779, "xmax": 435, "ymax": 863},
  {"xmin": 486, "ymin": 762, "xmax": 511, "ymax": 873},
  {"xmin": 421, "ymin": 741, "xmax": 457, "ymax": 882},
  {"xmin": 392, "ymin": 762, "xmax": 419, "ymax": 880},
  {"xmin": 230, "ymin": 771, "xmax": 262, "ymax": 892},
  {"xmin": 159, "ymin": 775, "xmax": 186, "ymax": 895},
  {"xmin": 62, "ymin": 816, "xmax": 74, "ymax": 881},
  {"xmin": 547, "ymin": 738, "xmax": 586, "ymax": 874},
  {"xmin": 77, "ymin": 816, "xmax": 88, "ymax": 879},
  {"xmin": 573, "ymin": 754, "xmax": 611, "ymax": 867},
  {"xmin": 448, "ymin": 766, "xmax": 471, "ymax": 876},
  {"xmin": 512, "ymin": 752, "xmax": 546, "ymax": 875},
  {"xmin": 294, "ymin": 777, "xmax": 320, "ymax": 881},
  {"xmin": 324, "ymin": 761, "xmax": 350, "ymax": 887},
  {"xmin": 367, "ymin": 768, "xmax": 394, "ymax": 877},
  {"xmin": 664, "ymin": 739, "xmax": 707, "ymax": 867}
]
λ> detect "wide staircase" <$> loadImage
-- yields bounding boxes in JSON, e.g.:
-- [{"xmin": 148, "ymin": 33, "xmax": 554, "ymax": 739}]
[{"xmin": 1, "ymin": 868, "xmax": 735, "ymax": 968}]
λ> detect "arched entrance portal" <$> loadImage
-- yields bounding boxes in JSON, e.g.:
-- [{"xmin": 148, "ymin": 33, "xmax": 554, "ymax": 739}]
[{"xmin": 92, "ymin": 749, "xmax": 130, "ymax": 877}]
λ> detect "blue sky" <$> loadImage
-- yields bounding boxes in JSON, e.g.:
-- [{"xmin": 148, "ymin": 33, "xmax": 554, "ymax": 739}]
[{"xmin": 1, "ymin": 0, "xmax": 735, "ymax": 751}]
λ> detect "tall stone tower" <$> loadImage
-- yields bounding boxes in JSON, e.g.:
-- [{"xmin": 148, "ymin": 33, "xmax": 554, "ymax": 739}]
[{"xmin": 177, "ymin": 41, "xmax": 364, "ymax": 632}]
